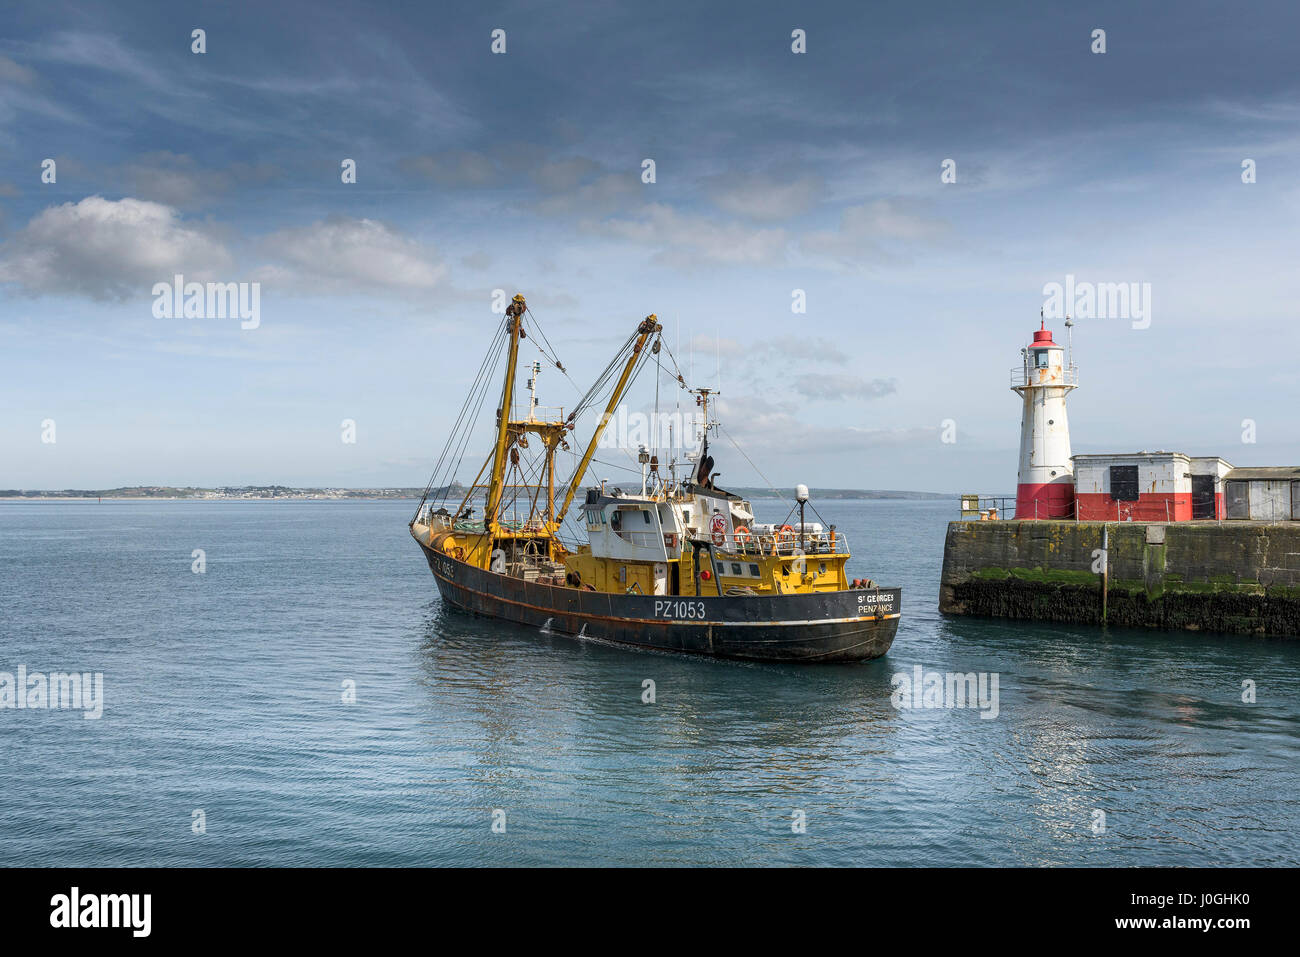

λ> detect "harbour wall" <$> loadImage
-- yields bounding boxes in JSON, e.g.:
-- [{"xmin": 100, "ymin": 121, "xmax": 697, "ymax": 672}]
[{"xmin": 939, "ymin": 520, "xmax": 1300, "ymax": 637}]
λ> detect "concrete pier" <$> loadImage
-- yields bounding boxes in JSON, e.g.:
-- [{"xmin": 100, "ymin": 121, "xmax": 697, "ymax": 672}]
[{"xmin": 939, "ymin": 520, "xmax": 1300, "ymax": 637}]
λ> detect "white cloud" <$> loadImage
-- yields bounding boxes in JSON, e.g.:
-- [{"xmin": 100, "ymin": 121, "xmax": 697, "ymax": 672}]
[
  {"xmin": 793, "ymin": 373, "xmax": 897, "ymax": 400},
  {"xmin": 715, "ymin": 392, "xmax": 927, "ymax": 459},
  {"xmin": 0, "ymin": 55, "xmax": 36, "ymax": 85},
  {"xmin": 531, "ymin": 172, "xmax": 639, "ymax": 218},
  {"xmin": 532, "ymin": 157, "xmax": 605, "ymax": 192},
  {"xmin": 119, "ymin": 152, "xmax": 278, "ymax": 210},
  {"xmin": 800, "ymin": 199, "xmax": 950, "ymax": 270},
  {"xmin": 585, "ymin": 203, "xmax": 787, "ymax": 267},
  {"xmin": 688, "ymin": 334, "xmax": 850, "ymax": 366},
  {"xmin": 400, "ymin": 150, "xmax": 501, "ymax": 187},
  {"xmin": 705, "ymin": 171, "xmax": 824, "ymax": 221},
  {"xmin": 0, "ymin": 196, "xmax": 232, "ymax": 300},
  {"xmin": 254, "ymin": 217, "xmax": 446, "ymax": 294}
]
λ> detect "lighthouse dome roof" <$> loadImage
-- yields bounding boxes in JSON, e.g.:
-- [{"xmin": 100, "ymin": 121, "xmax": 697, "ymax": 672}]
[{"xmin": 1029, "ymin": 326, "xmax": 1059, "ymax": 349}]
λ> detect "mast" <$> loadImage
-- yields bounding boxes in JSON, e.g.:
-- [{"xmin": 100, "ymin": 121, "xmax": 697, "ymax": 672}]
[
  {"xmin": 555, "ymin": 314, "xmax": 661, "ymax": 525},
  {"xmin": 688, "ymin": 387, "xmax": 719, "ymax": 485},
  {"xmin": 484, "ymin": 294, "xmax": 526, "ymax": 531}
]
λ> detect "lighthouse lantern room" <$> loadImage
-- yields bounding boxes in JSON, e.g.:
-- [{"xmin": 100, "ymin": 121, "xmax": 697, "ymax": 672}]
[{"xmin": 1013, "ymin": 320, "xmax": 1078, "ymax": 519}]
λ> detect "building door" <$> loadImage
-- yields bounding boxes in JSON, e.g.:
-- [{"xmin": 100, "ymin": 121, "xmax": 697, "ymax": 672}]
[
  {"xmin": 1249, "ymin": 481, "xmax": 1291, "ymax": 521},
  {"xmin": 1225, "ymin": 481, "xmax": 1249, "ymax": 519},
  {"xmin": 1191, "ymin": 475, "xmax": 1216, "ymax": 519}
]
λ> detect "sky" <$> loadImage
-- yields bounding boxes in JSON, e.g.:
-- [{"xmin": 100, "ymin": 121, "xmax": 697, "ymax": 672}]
[{"xmin": 2, "ymin": 0, "xmax": 1298, "ymax": 494}]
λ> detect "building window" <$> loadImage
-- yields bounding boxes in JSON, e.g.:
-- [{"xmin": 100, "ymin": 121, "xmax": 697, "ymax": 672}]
[
  {"xmin": 1035, "ymin": 351, "xmax": 1050, "ymax": 369},
  {"xmin": 748, "ymin": 564, "xmax": 760, "ymax": 576},
  {"xmin": 1110, "ymin": 465, "xmax": 1139, "ymax": 502}
]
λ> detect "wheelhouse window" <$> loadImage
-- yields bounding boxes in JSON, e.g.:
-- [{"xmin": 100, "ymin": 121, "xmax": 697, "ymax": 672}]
[{"xmin": 611, "ymin": 507, "xmax": 653, "ymax": 541}]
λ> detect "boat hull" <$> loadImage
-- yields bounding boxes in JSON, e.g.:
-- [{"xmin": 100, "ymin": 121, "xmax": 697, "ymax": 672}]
[{"xmin": 418, "ymin": 543, "xmax": 900, "ymax": 663}]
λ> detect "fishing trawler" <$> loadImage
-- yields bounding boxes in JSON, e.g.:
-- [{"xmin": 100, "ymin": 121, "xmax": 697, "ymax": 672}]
[{"xmin": 409, "ymin": 294, "xmax": 900, "ymax": 662}]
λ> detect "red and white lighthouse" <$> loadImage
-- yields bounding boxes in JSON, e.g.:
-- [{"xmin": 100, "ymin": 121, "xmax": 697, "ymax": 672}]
[{"xmin": 1013, "ymin": 320, "xmax": 1077, "ymax": 519}]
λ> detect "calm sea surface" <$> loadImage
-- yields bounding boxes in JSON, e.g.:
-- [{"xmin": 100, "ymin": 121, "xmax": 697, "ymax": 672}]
[{"xmin": 1, "ymin": 499, "xmax": 1297, "ymax": 866}]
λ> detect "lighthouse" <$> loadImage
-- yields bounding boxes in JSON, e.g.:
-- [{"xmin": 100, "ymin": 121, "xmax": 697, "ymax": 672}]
[{"xmin": 1013, "ymin": 320, "xmax": 1077, "ymax": 519}]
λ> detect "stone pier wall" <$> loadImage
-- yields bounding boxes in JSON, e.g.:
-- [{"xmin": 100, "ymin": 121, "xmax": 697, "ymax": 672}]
[{"xmin": 939, "ymin": 520, "xmax": 1300, "ymax": 637}]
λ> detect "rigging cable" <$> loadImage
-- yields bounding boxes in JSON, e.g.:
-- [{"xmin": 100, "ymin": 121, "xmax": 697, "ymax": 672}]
[{"xmin": 413, "ymin": 314, "xmax": 508, "ymax": 521}]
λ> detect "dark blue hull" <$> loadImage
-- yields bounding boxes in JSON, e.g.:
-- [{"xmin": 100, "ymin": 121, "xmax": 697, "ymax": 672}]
[{"xmin": 419, "ymin": 543, "xmax": 900, "ymax": 662}]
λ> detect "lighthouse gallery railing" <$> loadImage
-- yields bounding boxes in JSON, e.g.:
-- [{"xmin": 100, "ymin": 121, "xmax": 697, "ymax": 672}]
[{"xmin": 1010, "ymin": 365, "xmax": 1079, "ymax": 389}]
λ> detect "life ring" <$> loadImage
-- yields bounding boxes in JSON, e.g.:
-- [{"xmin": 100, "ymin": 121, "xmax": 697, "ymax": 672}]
[
  {"xmin": 734, "ymin": 526, "xmax": 752, "ymax": 544},
  {"xmin": 776, "ymin": 524, "xmax": 795, "ymax": 544}
]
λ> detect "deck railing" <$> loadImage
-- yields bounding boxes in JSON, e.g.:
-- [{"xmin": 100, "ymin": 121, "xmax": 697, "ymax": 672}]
[
  {"xmin": 1010, "ymin": 365, "xmax": 1079, "ymax": 389},
  {"xmin": 959, "ymin": 495, "xmax": 1014, "ymax": 519},
  {"xmin": 522, "ymin": 405, "xmax": 566, "ymax": 422},
  {"xmin": 717, "ymin": 529, "xmax": 847, "ymax": 557}
]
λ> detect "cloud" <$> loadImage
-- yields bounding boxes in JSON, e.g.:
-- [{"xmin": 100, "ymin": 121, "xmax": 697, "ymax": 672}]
[
  {"xmin": 714, "ymin": 392, "xmax": 926, "ymax": 460},
  {"xmin": 687, "ymin": 334, "xmax": 746, "ymax": 357},
  {"xmin": 585, "ymin": 204, "xmax": 787, "ymax": 267},
  {"xmin": 0, "ymin": 55, "xmax": 36, "ymax": 85},
  {"xmin": 119, "ymin": 152, "xmax": 278, "ymax": 210},
  {"xmin": 800, "ymin": 199, "xmax": 950, "ymax": 270},
  {"xmin": 529, "ymin": 171, "xmax": 639, "ymax": 218},
  {"xmin": 399, "ymin": 148, "xmax": 645, "ymax": 221},
  {"xmin": 400, "ymin": 150, "xmax": 501, "ymax": 187},
  {"xmin": 793, "ymin": 373, "xmax": 898, "ymax": 400},
  {"xmin": 532, "ymin": 157, "xmax": 605, "ymax": 192},
  {"xmin": 705, "ymin": 171, "xmax": 824, "ymax": 221},
  {"xmin": 254, "ymin": 217, "xmax": 446, "ymax": 294},
  {"xmin": 0, "ymin": 196, "xmax": 232, "ymax": 300},
  {"xmin": 30, "ymin": 31, "xmax": 169, "ymax": 88},
  {"xmin": 841, "ymin": 200, "xmax": 948, "ymax": 241},
  {"xmin": 688, "ymin": 334, "xmax": 850, "ymax": 366}
]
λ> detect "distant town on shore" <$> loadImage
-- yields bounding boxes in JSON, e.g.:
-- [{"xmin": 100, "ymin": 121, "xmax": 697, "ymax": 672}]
[{"xmin": 2, "ymin": 484, "xmax": 956, "ymax": 501}]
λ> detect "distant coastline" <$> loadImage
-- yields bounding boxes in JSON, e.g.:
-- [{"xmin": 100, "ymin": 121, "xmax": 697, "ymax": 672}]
[
  {"xmin": 2, "ymin": 484, "xmax": 956, "ymax": 501},
  {"xmin": 730, "ymin": 487, "xmax": 954, "ymax": 501},
  {"xmin": 0, "ymin": 485, "xmax": 424, "ymax": 501}
]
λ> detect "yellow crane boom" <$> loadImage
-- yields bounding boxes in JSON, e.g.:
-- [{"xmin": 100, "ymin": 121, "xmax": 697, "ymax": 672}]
[{"xmin": 554, "ymin": 315, "xmax": 660, "ymax": 526}]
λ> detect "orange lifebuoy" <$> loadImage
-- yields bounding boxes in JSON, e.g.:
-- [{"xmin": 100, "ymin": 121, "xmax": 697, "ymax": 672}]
[
  {"xmin": 772, "ymin": 524, "xmax": 795, "ymax": 555},
  {"xmin": 734, "ymin": 526, "xmax": 752, "ymax": 543}
]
